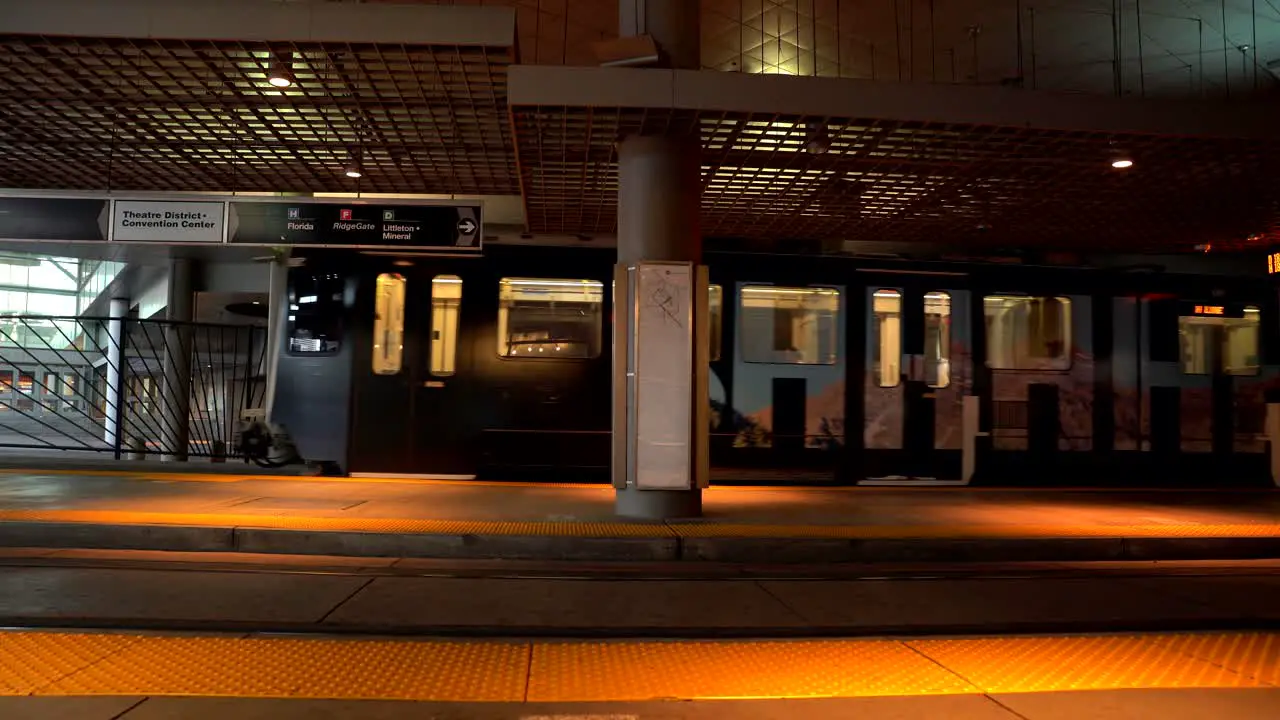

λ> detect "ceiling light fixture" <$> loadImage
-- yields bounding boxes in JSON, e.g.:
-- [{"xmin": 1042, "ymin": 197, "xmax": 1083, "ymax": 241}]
[
  {"xmin": 805, "ymin": 122, "xmax": 831, "ymax": 154},
  {"xmin": 344, "ymin": 163, "xmax": 363, "ymax": 179},
  {"xmin": 1108, "ymin": 140, "xmax": 1133, "ymax": 169},
  {"xmin": 266, "ymin": 59, "xmax": 294, "ymax": 88}
]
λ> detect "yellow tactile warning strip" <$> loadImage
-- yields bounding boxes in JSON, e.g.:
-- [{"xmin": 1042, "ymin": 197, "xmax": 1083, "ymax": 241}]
[
  {"xmin": 1, "ymin": 631, "xmax": 1278, "ymax": 701},
  {"xmin": 40, "ymin": 636, "xmax": 529, "ymax": 701},
  {"xmin": 527, "ymin": 640, "xmax": 973, "ymax": 701},
  {"xmin": 669, "ymin": 522, "xmax": 1280, "ymax": 539},
  {"xmin": 911, "ymin": 635, "xmax": 1257, "ymax": 692},
  {"xmin": 1153, "ymin": 633, "xmax": 1280, "ymax": 686},
  {"xmin": 0, "ymin": 468, "xmax": 612, "ymax": 488},
  {"xmin": 7, "ymin": 467, "xmax": 1271, "ymax": 493},
  {"xmin": 0, "ymin": 510, "xmax": 670, "ymax": 537},
  {"xmin": 0, "ymin": 633, "xmax": 135, "ymax": 695},
  {"xmin": 0, "ymin": 508, "xmax": 1277, "ymax": 540}
]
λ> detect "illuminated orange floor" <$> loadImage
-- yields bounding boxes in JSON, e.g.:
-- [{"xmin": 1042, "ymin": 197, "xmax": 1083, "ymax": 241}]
[
  {"xmin": 3, "ymin": 467, "xmax": 1278, "ymax": 547},
  {"xmin": 1, "ymin": 631, "xmax": 1276, "ymax": 702},
  {"xmin": 1, "ymin": 507, "xmax": 1278, "ymax": 541}
]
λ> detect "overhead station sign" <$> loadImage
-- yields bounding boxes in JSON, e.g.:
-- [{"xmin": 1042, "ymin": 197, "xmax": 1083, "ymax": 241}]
[
  {"xmin": 0, "ymin": 194, "xmax": 483, "ymax": 252},
  {"xmin": 0, "ymin": 197, "xmax": 109, "ymax": 242},
  {"xmin": 227, "ymin": 201, "xmax": 481, "ymax": 250},
  {"xmin": 111, "ymin": 200, "xmax": 225, "ymax": 243}
]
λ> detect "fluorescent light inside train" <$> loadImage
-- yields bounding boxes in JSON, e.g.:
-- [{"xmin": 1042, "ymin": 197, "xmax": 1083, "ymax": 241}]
[
  {"xmin": 501, "ymin": 280, "xmax": 602, "ymax": 288},
  {"xmin": 742, "ymin": 287, "xmax": 838, "ymax": 296}
]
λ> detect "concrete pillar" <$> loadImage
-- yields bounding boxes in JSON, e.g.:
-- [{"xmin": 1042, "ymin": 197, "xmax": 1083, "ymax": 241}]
[
  {"xmin": 103, "ymin": 297, "xmax": 130, "ymax": 452},
  {"xmin": 161, "ymin": 258, "xmax": 194, "ymax": 461},
  {"xmin": 619, "ymin": 0, "xmax": 701, "ymax": 69},
  {"xmin": 613, "ymin": 133, "xmax": 705, "ymax": 519},
  {"xmin": 612, "ymin": 0, "xmax": 704, "ymax": 520}
]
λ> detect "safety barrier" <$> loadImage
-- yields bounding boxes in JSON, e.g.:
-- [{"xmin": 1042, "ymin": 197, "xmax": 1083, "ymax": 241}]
[{"xmin": 0, "ymin": 315, "xmax": 266, "ymax": 460}]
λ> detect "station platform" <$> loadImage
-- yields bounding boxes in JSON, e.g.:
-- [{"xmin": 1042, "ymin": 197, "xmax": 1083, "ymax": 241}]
[
  {"xmin": 1, "ymin": 629, "xmax": 1279, "ymax": 719},
  {"xmin": 1, "ymin": 467, "xmax": 1278, "ymax": 564}
]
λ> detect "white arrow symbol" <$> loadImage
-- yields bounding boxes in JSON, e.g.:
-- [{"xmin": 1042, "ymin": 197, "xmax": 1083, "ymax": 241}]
[{"xmin": 457, "ymin": 218, "xmax": 477, "ymax": 235}]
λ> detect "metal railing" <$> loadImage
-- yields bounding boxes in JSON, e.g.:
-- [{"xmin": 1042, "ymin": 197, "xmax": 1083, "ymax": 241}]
[{"xmin": 0, "ymin": 315, "xmax": 266, "ymax": 460}]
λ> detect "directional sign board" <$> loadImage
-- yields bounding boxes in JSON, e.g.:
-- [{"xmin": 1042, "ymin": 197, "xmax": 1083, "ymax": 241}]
[
  {"xmin": 0, "ymin": 194, "xmax": 484, "ymax": 253},
  {"xmin": 112, "ymin": 200, "xmax": 225, "ymax": 243},
  {"xmin": 227, "ymin": 201, "xmax": 482, "ymax": 250},
  {"xmin": 0, "ymin": 197, "xmax": 109, "ymax": 242}
]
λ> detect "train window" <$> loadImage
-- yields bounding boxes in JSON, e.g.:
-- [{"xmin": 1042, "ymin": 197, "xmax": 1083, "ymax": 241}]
[
  {"xmin": 984, "ymin": 296, "xmax": 1072, "ymax": 370},
  {"xmin": 740, "ymin": 286, "xmax": 840, "ymax": 365},
  {"xmin": 925, "ymin": 292, "xmax": 951, "ymax": 388},
  {"xmin": 872, "ymin": 289, "xmax": 902, "ymax": 387},
  {"xmin": 288, "ymin": 273, "xmax": 344, "ymax": 355},
  {"xmin": 371, "ymin": 273, "xmax": 406, "ymax": 375},
  {"xmin": 431, "ymin": 275, "xmax": 462, "ymax": 376},
  {"xmin": 498, "ymin": 278, "xmax": 604, "ymax": 359},
  {"xmin": 709, "ymin": 284, "xmax": 723, "ymax": 362},
  {"xmin": 1179, "ymin": 306, "xmax": 1259, "ymax": 376}
]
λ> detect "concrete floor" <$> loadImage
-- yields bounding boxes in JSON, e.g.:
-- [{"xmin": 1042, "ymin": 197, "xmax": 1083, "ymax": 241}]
[
  {"xmin": 1, "ymin": 550, "xmax": 1279, "ymax": 634},
  {"xmin": 1, "ymin": 470, "xmax": 1278, "ymax": 529}
]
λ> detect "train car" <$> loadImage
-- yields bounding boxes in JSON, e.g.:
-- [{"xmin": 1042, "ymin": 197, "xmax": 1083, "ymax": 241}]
[{"xmin": 272, "ymin": 244, "xmax": 1279, "ymax": 487}]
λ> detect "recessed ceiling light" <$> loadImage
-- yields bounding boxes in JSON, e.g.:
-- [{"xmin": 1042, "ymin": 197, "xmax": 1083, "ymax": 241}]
[
  {"xmin": 344, "ymin": 163, "xmax": 363, "ymax": 179},
  {"xmin": 1111, "ymin": 158, "xmax": 1133, "ymax": 169}
]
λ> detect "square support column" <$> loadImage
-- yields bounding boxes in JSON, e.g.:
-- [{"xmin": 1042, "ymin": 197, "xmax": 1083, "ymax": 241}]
[
  {"xmin": 613, "ymin": 262, "xmax": 710, "ymax": 518},
  {"xmin": 613, "ymin": 132, "xmax": 705, "ymax": 518}
]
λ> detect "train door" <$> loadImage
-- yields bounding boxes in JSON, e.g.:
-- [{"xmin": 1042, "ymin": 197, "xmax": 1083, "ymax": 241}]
[
  {"xmin": 350, "ymin": 258, "xmax": 476, "ymax": 478},
  {"xmin": 725, "ymin": 281, "xmax": 848, "ymax": 481},
  {"xmin": 855, "ymin": 275, "xmax": 970, "ymax": 483},
  {"xmin": 1139, "ymin": 298, "xmax": 1269, "ymax": 481}
]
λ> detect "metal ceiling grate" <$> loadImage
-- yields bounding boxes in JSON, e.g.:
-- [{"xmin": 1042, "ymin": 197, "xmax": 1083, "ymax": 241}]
[
  {"xmin": 510, "ymin": 105, "xmax": 1280, "ymax": 251},
  {"xmin": 0, "ymin": 35, "xmax": 518, "ymax": 194}
]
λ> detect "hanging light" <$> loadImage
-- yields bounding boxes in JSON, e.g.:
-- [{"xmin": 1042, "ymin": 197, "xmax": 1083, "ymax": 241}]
[
  {"xmin": 345, "ymin": 150, "xmax": 363, "ymax": 179},
  {"xmin": 265, "ymin": 59, "xmax": 294, "ymax": 88},
  {"xmin": 804, "ymin": 121, "xmax": 831, "ymax": 154},
  {"xmin": 1108, "ymin": 141, "xmax": 1133, "ymax": 169}
]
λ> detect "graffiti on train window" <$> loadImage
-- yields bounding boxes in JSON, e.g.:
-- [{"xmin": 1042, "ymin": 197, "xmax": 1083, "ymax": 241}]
[
  {"xmin": 709, "ymin": 284, "xmax": 723, "ymax": 362},
  {"xmin": 984, "ymin": 296, "xmax": 1072, "ymax": 371},
  {"xmin": 925, "ymin": 291, "xmax": 951, "ymax": 388},
  {"xmin": 288, "ymin": 272, "xmax": 344, "ymax": 355},
  {"xmin": 498, "ymin": 278, "xmax": 604, "ymax": 359},
  {"xmin": 1179, "ymin": 305, "xmax": 1259, "ymax": 376},
  {"xmin": 872, "ymin": 289, "xmax": 901, "ymax": 387},
  {"xmin": 371, "ymin": 273, "xmax": 406, "ymax": 375},
  {"xmin": 430, "ymin": 276, "xmax": 462, "ymax": 376},
  {"xmin": 740, "ymin": 286, "xmax": 840, "ymax": 365}
]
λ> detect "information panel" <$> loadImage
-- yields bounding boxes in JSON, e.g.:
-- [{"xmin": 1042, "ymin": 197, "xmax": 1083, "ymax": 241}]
[
  {"xmin": 112, "ymin": 200, "xmax": 225, "ymax": 243},
  {"xmin": 633, "ymin": 262, "xmax": 694, "ymax": 490},
  {"xmin": 227, "ymin": 201, "xmax": 481, "ymax": 250},
  {"xmin": 0, "ymin": 197, "xmax": 109, "ymax": 242}
]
